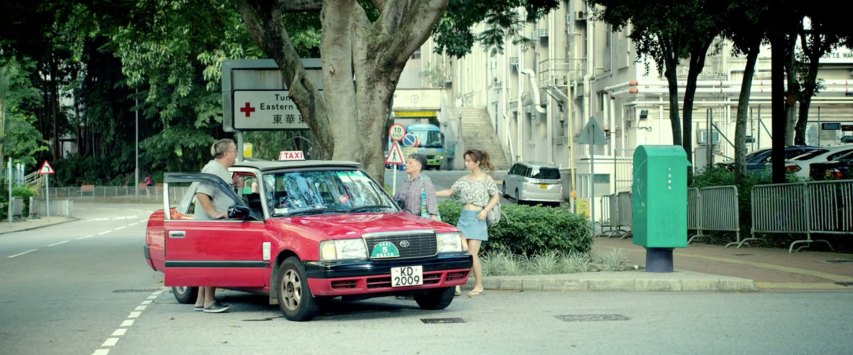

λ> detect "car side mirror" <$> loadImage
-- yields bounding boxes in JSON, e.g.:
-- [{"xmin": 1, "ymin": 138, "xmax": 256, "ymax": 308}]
[
  {"xmin": 394, "ymin": 197, "xmax": 406, "ymax": 210},
  {"xmin": 228, "ymin": 205, "xmax": 253, "ymax": 220}
]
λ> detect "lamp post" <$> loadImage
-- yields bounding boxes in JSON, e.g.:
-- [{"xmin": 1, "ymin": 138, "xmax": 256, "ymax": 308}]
[{"xmin": 134, "ymin": 88, "xmax": 139, "ymax": 197}]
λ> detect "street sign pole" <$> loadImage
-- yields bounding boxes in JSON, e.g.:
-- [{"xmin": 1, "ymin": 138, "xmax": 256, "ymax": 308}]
[
  {"xmin": 7, "ymin": 158, "xmax": 11, "ymax": 223},
  {"xmin": 46, "ymin": 173, "xmax": 50, "ymax": 218}
]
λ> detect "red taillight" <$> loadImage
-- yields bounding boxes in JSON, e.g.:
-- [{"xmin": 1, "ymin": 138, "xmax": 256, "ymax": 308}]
[
  {"xmin": 831, "ymin": 169, "xmax": 842, "ymax": 179},
  {"xmin": 785, "ymin": 165, "xmax": 800, "ymax": 173}
]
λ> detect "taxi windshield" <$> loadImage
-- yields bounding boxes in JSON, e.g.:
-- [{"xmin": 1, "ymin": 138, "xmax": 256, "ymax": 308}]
[{"xmin": 263, "ymin": 169, "xmax": 396, "ymax": 217}]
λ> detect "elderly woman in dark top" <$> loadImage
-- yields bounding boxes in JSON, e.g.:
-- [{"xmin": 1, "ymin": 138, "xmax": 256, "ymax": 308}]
[
  {"xmin": 436, "ymin": 149, "xmax": 500, "ymax": 297},
  {"xmin": 392, "ymin": 153, "xmax": 440, "ymax": 220}
]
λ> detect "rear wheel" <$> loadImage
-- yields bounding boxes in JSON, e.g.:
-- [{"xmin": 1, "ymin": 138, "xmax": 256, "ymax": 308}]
[
  {"xmin": 172, "ymin": 286, "xmax": 198, "ymax": 304},
  {"xmin": 276, "ymin": 257, "xmax": 319, "ymax": 321},
  {"xmin": 414, "ymin": 287, "xmax": 455, "ymax": 310}
]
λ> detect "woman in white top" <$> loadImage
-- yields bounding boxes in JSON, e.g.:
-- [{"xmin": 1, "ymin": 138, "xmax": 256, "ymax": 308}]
[{"xmin": 436, "ymin": 149, "xmax": 500, "ymax": 297}]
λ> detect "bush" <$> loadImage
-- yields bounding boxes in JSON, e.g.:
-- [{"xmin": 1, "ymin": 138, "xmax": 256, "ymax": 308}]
[{"xmin": 438, "ymin": 201, "xmax": 592, "ymax": 256}]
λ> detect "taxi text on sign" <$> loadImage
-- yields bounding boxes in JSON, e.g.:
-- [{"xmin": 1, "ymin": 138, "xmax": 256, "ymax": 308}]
[
  {"xmin": 385, "ymin": 142, "xmax": 405, "ymax": 165},
  {"xmin": 278, "ymin": 151, "xmax": 305, "ymax": 160},
  {"xmin": 38, "ymin": 160, "xmax": 55, "ymax": 175}
]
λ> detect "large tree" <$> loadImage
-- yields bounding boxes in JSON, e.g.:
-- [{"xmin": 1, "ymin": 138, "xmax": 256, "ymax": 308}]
[
  {"xmin": 236, "ymin": 0, "xmax": 559, "ymax": 182},
  {"xmin": 588, "ymin": 0, "xmax": 724, "ymax": 164}
]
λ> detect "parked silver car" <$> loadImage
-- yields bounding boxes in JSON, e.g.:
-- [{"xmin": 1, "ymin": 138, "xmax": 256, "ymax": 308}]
[{"xmin": 502, "ymin": 161, "xmax": 563, "ymax": 206}]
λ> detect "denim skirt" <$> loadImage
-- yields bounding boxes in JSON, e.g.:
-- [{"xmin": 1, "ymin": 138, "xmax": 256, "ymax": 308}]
[{"xmin": 456, "ymin": 210, "xmax": 488, "ymax": 241}]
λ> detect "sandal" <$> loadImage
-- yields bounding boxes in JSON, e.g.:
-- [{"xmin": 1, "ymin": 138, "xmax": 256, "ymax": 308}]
[
  {"xmin": 454, "ymin": 286, "xmax": 462, "ymax": 296},
  {"xmin": 466, "ymin": 289, "xmax": 484, "ymax": 297}
]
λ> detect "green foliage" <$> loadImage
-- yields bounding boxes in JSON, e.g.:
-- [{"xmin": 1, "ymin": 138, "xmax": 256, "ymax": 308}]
[
  {"xmin": 432, "ymin": 0, "xmax": 560, "ymax": 57},
  {"xmin": 438, "ymin": 200, "xmax": 591, "ymax": 256},
  {"xmin": 480, "ymin": 249, "xmax": 628, "ymax": 276}
]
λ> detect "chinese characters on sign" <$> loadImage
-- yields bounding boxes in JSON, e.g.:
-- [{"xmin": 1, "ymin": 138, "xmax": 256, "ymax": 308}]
[{"xmin": 233, "ymin": 90, "xmax": 309, "ymax": 130}]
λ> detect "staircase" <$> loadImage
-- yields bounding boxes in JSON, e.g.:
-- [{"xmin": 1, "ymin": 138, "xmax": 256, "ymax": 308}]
[{"xmin": 455, "ymin": 107, "xmax": 509, "ymax": 170}]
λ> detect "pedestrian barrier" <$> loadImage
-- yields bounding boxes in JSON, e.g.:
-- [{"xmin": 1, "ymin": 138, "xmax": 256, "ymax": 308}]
[
  {"xmin": 750, "ymin": 180, "xmax": 852, "ymax": 252},
  {"xmin": 597, "ymin": 193, "xmax": 629, "ymax": 238},
  {"xmin": 29, "ymin": 198, "xmax": 74, "ymax": 217},
  {"xmin": 687, "ymin": 186, "xmax": 741, "ymax": 247},
  {"xmin": 615, "ymin": 191, "xmax": 632, "ymax": 239}
]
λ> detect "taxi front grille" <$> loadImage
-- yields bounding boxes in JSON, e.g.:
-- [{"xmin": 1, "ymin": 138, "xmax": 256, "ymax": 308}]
[{"xmin": 365, "ymin": 233, "xmax": 437, "ymax": 260}]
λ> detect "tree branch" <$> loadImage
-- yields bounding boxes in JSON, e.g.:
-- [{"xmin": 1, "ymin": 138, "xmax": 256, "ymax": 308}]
[{"xmin": 278, "ymin": 0, "xmax": 322, "ymax": 12}]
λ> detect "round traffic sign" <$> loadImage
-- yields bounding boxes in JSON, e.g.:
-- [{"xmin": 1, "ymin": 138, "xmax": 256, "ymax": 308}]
[
  {"xmin": 401, "ymin": 133, "xmax": 419, "ymax": 147},
  {"xmin": 389, "ymin": 124, "xmax": 406, "ymax": 141}
]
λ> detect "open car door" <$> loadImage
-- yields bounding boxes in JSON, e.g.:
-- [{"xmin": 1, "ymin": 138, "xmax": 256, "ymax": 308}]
[{"xmin": 162, "ymin": 172, "xmax": 268, "ymax": 288}]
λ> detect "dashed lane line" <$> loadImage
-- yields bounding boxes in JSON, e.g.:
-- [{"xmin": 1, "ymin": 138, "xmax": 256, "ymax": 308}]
[
  {"xmin": 91, "ymin": 288, "xmax": 165, "ymax": 355},
  {"xmin": 48, "ymin": 240, "xmax": 69, "ymax": 247},
  {"xmin": 8, "ymin": 249, "xmax": 37, "ymax": 258}
]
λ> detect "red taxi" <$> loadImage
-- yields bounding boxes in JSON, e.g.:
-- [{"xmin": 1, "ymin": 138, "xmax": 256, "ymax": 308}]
[{"xmin": 144, "ymin": 159, "xmax": 471, "ymax": 321}]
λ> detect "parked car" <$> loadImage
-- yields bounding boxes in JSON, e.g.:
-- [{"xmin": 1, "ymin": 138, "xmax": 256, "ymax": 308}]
[
  {"xmin": 780, "ymin": 145, "xmax": 853, "ymax": 179},
  {"xmin": 144, "ymin": 159, "xmax": 472, "ymax": 321},
  {"xmin": 502, "ymin": 161, "xmax": 563, "ymax": 206},
  {"xmin": 809, "ymin": 150, "xmax": 853, "ymax": 180},
  {"xmin": 723, "ymin": 145, "xmax": 821, "ymax": 173},
  {"xmin": 841, "ymin": 135, "xmax": 853, "ymax": 143}
]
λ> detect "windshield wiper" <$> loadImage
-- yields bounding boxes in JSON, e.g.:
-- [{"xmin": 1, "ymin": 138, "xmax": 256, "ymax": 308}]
[
  {"xmin": 287, "ymin": 208, "xmax": 329, "ymax": 217},
  {"xmin": 346, "ymin": 205, "xmax": 393, "ymax": 213}
]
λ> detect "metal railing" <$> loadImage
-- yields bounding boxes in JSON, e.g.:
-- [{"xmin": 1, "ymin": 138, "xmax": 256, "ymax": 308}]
[
  {"xmin": 751, "ymin": 180, "xmax": 853, "ymax": 252},
  {"xmin": 687, "ymin": 186, "xmax": 741, "ymax": 247}
]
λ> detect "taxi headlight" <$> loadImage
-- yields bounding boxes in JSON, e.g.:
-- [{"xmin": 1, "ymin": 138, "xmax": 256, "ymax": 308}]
[
  {"xmin": 320, "ymin": 239, "xmax": 367, "ymax": 261},
  {"xmin": 436, "ymin": 232, "xmax": 464, "ymax": 253}
]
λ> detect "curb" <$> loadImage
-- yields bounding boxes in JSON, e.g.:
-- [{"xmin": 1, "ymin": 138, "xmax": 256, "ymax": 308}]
[{"xmin": 466, "ymin": 271, "xmax": 757, "ymax": 292}]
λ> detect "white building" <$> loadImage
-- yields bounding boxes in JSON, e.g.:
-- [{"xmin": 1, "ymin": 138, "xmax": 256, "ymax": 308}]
[{"xmin": 396, "ymin": 2, "xmax": 853, "ymax": 218}]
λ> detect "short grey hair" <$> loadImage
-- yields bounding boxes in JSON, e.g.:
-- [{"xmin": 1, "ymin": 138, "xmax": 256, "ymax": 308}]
[
  {"xmin": 408, "ymin": 153, "xmax": 427, "ymax": 169},
  {"xmin": 211, "ymin": 138, "xmax": 235, "ymax": 158}
]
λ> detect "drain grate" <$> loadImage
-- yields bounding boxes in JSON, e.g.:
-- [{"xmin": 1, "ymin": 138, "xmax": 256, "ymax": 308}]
[
  {"xmin": 113, "ymin": 288, "xmax": 161, "ymax": 293},
  {"xmin": 421, "ymin": 318, "xmax": 465, "ymax": 324},
  {"xmin": 556, "ymin": 314, "xmax": 630, "ymax": 322},
  {"xmin": 825, "ymin": 259, "xmax": 853, "ymax": 264},
  {"xmin": 834, "ymin": 282, "xmax": 853, "ymax": 287}
]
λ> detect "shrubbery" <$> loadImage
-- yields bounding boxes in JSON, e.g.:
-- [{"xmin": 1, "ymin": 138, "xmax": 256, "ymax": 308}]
[{"xmin": 438, "ymin": 200, "xmax": 591, "ymax": 256}]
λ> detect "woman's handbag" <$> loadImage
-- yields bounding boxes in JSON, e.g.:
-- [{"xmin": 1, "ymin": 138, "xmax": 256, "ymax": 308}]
[{"xmin": 486, "ymin": 202, "xmax": 501, "ymax": 226}]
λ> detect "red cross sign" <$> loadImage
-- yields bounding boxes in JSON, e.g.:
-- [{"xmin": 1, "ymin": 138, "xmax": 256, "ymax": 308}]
[{"xmin": 240, "ymin": 102, "xmax": 256, "ymax": 117}]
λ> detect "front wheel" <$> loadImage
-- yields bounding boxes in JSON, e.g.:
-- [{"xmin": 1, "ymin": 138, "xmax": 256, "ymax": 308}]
[
  {"xmin": 172, "ymin": 286, "xmax": 198, "ymax": 304},
  {"xmin": 276, "ymin": 257, "xmax": 319, "ymax": 321},
  {"xmin": 414, "ymin": 287, "xmax": 455, "ymax": 310}
]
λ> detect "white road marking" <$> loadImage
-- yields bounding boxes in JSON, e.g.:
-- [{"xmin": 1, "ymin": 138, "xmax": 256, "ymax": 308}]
[
  {"xmin": 92, "ymin": 289, "xmax": 164, "ymax": 355},
  {"xmin": 97, "ymin": 231, "xmax": 110, "ymax": 235},
  {"xmin": 76, "ymin": 235, "xmax": 94, "ymax": 240},
  {"xmin": 8, "ymin": 249, "xmax": 37, "ymax": 258},
  {"xmin": 114, "ymin": 226, "xmax": 127, "ymax": 231},
  {"xmin": 48, "ymin": 241, "xmax": 69, "ymax": 247}
]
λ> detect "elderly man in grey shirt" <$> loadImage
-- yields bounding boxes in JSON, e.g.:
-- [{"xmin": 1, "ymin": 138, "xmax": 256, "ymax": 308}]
[{"xmin": 193, "ymin": 138, "xmax": 239, "ymax": 313}]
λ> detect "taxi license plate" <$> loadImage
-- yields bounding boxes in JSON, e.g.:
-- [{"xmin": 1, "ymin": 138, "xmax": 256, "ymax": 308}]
[
  {"xmin": 391, "ymin": 266, "xmax": 423, "ymax": 287},
  {"xmin": 538, "ymin": 183, "xmax": 548, "ymax": 189}
]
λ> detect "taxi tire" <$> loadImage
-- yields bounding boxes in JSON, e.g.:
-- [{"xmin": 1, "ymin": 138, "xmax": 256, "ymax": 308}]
[
  {"xmin": 172, "ymin": 286, "xmax": 198, "ymax": 304},
  {"xmin": 276, "ymin": 257, "xmax": 319, "ymax": 321},
  {"xmin": 414, "ymin": 286, "xmax": 454, "ymax": 310}
]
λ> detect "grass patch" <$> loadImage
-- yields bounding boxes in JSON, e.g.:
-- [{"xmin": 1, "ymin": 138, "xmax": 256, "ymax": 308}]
[{"xmin": 481, "ymin": 249, "xmax": 629, "ymax": 276}]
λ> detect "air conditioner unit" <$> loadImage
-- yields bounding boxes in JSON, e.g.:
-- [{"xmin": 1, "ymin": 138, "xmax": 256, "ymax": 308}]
[
  {"xmin": 538, "ymin": 29, "xmax": 548, "ymax": 38},
  {"xmin": 697, "ymin": 130, "xmax": 720, "ymax": 145},
  {"xmin": 575, "ymin": 11, "xmax": 586, "ymax": 21},
  {"xmin": 553, "ymin": 136, "xmax": 566, "ymax": 145}
]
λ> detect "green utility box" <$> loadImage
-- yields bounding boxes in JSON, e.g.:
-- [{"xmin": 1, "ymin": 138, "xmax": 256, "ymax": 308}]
[{"xmin": 632, "ymin": 145, "xmax": 689, "ymax": 249}]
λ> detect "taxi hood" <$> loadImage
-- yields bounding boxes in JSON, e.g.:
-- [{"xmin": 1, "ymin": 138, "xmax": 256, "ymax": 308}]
[{"xmin": 268, "ymin": 212, "xmax": 457, "ymax": 239}]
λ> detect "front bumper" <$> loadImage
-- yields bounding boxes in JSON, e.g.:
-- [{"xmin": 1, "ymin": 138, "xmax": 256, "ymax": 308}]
[{"xmin": 305, "ymin": 252, "xmax": 472, "ymax": 296}]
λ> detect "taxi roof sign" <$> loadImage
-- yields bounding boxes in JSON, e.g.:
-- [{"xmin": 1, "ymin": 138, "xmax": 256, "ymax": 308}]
[
  {"xmin": 38, "ymin": 160, "xmax": 55, "ymax": 175},
  {"xmin": 278, "ymin": 151, "xmax": 305, "ymax": 160}
]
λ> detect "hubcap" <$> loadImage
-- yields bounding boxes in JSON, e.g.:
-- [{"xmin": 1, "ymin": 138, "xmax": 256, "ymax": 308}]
[{"xmin": 281, "ymin": 269, "xmax": 302, "ymax": 310}]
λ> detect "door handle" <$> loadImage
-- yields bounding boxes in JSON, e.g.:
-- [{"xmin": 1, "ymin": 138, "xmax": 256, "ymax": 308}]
[{"xmin": 168, "ymin": 231, "xmax": 186, "ymax": 238}]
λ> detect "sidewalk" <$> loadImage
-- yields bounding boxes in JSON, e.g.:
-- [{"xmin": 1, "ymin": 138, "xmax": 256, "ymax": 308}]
[
  {"xmin": 0, "ymin": 216, "xmax": 76, "ymax": 235},
  {"xmin": 5, "ymin": 215, "xmax": 852, "ymax": 293}
]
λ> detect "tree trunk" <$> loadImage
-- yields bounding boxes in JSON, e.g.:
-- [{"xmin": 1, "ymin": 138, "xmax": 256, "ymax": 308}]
[
  {"xmin": 770, "ymin": 34, "xmax": 787, "ymax": 184},
  {"xmin": 735, "ymin": 43, "xmax": 760, "ymax": 184},
  {"xmin": 794, "ymin": 50, "xmax": 822, "ymax": 145},
  {"xmin": 783, "ymin": 34, "xmax": 798, "ymax": 146},
  {"xmin": 239, "ymin": 0, "xmax": 448, "ymax": 184},
  {"xmin": 683, "ymin": 41, "xmax": 712, "ymax": 166},
  {"xmin": 663, "ymin": 56, "xmax": 682, "ymax": 147}
]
